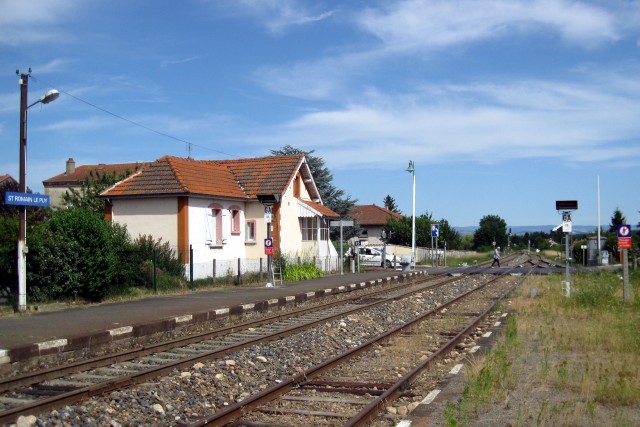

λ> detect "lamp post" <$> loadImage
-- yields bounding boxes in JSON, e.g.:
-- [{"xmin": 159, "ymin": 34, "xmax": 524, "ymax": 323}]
[
  {"xmin": 406, "ymin": 161, "xmax": 416, "ymax": 268},
  {"xmin": 17, "ymin": 70, "xmax": 59, "ymax": 311}
]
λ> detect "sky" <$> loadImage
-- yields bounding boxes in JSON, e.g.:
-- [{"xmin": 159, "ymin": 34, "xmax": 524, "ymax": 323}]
[{"xmin": 1, "ymin": 0, "xmax": 640, "ymax": 228}]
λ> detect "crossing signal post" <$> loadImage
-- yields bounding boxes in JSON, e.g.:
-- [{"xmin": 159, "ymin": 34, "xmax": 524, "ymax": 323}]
[
  {"xmin": 431, "ymin": 224, "xmax": 440, "ymax": 266},
  {"xmin": 617, "ymin": 225, "xmax": 632, "ymax": 302},
  {"xmin": 556, "ymin": 200, "xmax": 578, "ymax": 298},
  {"xmin": 257, "ymin": 194, "xmax": 280, "ymax": 287}
]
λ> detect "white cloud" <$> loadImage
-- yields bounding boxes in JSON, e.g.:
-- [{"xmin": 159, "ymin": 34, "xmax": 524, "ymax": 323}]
[
  {"xmin": 160, "ymin": 56, "xmax": 203, "ymax": 68},
  {"xmin": 259, "ymin": 71, "xmax": 640, "ymax": 170},
  {"xmin": 255, "ymin": 54, "xmax": 366, "ymax": 99},
  {"xmin": 208, "ymin": 0, "xmax": 333, "ymax": 36},
  {"xmin": 0, "ymin": 0, "xmax": 81, "ymax": 45},
  {"xmin": 357, "ymin": 0, "xmax": 619, "ymax": 51},
  {"xmin": 254, "ymin": 0, "xmax": 632, "ymax": 100}
]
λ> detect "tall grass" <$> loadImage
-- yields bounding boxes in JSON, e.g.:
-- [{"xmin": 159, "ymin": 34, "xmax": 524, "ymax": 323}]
[{"xmin": 442, "ymin": 269, "xmax": 640, "ymax": 426}]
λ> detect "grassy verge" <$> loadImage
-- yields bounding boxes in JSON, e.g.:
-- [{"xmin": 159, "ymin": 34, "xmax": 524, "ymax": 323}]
[{"xmin": 443, "ymin": 269, "xmax": 640, "ymax": 426}]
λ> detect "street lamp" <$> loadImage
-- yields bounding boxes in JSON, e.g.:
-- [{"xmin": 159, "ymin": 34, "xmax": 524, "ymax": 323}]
[
  {"xmin": 406, "ymin": 160, "xmax": 416, "ymax": 268},
  {"xmin": 17, "ymin": 70, "xmax": 59, "ymax": 311}
]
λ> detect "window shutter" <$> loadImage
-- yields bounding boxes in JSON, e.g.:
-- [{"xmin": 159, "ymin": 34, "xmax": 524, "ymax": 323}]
[
  {"xmin": 220, "ymin": 210, "xmax": 228, "ymax": 243},
  {"xmin": 204, "ymin": 210, "xmax": 214, "ymax": 244}
]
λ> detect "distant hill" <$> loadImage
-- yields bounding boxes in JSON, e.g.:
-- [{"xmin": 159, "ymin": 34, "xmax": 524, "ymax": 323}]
[{"xmin": 455, "ymin": 225, "xmax": 600, "ymax": 235}]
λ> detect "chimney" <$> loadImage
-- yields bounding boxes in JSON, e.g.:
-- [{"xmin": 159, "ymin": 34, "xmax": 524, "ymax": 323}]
[{"xmin": 66, "ymin": 158, "xmax": 76, "ymax": 175}]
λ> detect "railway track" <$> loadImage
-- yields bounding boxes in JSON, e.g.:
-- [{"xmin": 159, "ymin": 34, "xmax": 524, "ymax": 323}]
[
  {"xmin": 0, "ymin": 252, "xmax": 541, "ymax": 424},
  {"xmin": 0, "ymin": 262, "xmax": 507, "ymax": 424},
  {"xmin": 182, "ymin": 263, "xmax": 533, "ymax": 426}
]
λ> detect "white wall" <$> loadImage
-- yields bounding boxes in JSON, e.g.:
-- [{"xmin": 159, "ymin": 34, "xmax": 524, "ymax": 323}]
[
  {"xmin": 112, "ymin": 198, "xmax": 178, "ymax": 245},
  {"xmin": 278, "ymin": 183, "xmax": 303, "ymax": 255},
  {"xmin": 188, "ymin": 197, "xmax": 247, "ymax": 264}
]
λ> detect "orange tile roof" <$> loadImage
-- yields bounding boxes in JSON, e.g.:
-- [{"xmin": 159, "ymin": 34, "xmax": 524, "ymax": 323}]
[
  {"xmin": 43, "ymin": 162, "xmax": 147, "ymax": 185},
  {"xmin": 101, "ymin": 155, "xmax": 307, "ymax": 201},
  {"xmin": 215, "ymin": 155, "xmax": 304, "ymax": 198},
  {"xmin": 348, "ymin": 204, "xmax": 404, "ymax": 225},
  {"xmin": 0, "ymin": 174, "xmax": 17, "ymax": 186}
]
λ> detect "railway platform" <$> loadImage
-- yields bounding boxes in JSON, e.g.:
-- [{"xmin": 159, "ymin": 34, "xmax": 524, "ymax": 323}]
[{"xmin": 0, "ymin": 268, "xmax": 430, "ymax": 366}]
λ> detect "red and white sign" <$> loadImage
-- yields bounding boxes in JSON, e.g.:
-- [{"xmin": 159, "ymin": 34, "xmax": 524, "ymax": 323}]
[
  {"xmin": 264, "ymin": 237, "xmax": 274, "ymax": 255},
  {"xmin": 618, "ymin": 238, "xmax": 632, "ymax": 249}
]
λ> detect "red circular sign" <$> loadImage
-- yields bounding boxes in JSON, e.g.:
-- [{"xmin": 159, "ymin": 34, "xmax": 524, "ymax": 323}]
[{"xmin": 618, "ymin": 225, "xmax": 631, "ymax": 237}]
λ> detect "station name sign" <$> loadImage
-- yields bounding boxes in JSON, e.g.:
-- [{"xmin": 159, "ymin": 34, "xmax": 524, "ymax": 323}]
[{"xmin": 4, "ymin": 192, "xmax": 50, "ymax": 207}]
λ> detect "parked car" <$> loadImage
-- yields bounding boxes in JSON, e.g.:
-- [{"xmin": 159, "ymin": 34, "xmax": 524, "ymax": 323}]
[{"xmin": 357, "ymin": 246, "xmax": 399, "ymax": 268}]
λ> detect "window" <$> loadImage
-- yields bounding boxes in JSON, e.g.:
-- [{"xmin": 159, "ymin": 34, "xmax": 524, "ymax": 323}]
[
  {"xmin": 230, "ymin": 206, "xmax": 241, "ymax": 234},
  {"xmin": 319, "ymin": 219, "xmax": 329, "ymax": 241},
  {"xmin": 300, "ymin": 217, "xmax": 317, "ymax": 241},
  {"xmin": 205, "ymin": 204, "xmax": 224, "ymax": 246},
  {"xmin": 245, "ymin": 220, "xmax": 256, "ymax": 242}
]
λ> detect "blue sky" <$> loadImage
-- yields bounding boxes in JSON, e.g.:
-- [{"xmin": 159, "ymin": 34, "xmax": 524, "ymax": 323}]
[{"xmin": 1, "ymin": 0, "xmax": 639, "ymax": 228}]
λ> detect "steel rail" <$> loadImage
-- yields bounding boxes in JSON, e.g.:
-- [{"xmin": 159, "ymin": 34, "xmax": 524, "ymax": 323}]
[
  {"xmin": 0, "ymin": 271, "xmax": 467, "ymax": 424},
  {"xmin": 0, "ymin": 272, "xmax": 440, "ymax": 393},
  {"xmin": 181, "ymin": 263, "xmax": 527, "ymax": 426},
  {"xmin": 343, "ymin": 267, "xmax": 532, "ymax": 426}
]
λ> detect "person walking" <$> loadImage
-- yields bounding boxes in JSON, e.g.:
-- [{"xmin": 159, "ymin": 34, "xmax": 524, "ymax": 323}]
[{"xmin": 491, "ymin": 246, "xmax": 501, "ymax": 267}]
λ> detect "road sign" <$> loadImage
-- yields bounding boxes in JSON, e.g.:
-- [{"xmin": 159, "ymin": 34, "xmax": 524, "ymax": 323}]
[
  {"xmin": 431, "ymin": 224, "xmax": 439, "ymax": 237},
  {"xmin": 4, "ymin": 192, "xmax": 50, "ymax": 207},
  {"xmin": 330, "ymin": 220, "xmax": 354, "ymax": 227},
  {"xmin": 562, "ymin": 213, "xmax": 572, "ymax": 233},
  {"xmin": 618, "ymin": 238, "xmax": 632, "ymax": 249},
  {"xmin": 264, "ymin": 237, "xmax": 273, "ymax": 255},
  {"xmin": 264, "ymin": 204, "xmax": 272, "ymax": 223},
  {"xmin": 617, "ymin": 224, "xmax": 631, "ymax": 238}
]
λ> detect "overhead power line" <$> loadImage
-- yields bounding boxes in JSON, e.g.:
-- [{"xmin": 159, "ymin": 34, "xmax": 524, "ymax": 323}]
[{"xmin": 30, "ymin": 74, "xmax": 242, "ymax": 159}]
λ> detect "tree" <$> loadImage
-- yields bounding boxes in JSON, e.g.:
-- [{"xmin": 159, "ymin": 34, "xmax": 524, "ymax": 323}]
[
  {"xmin": 0, "ymin": 177, "xmax": 20, "ymax": 216},
  {"xmin": 383, "ymin": 195, "xmax": 401, "ymax": 214},
  {"xmin": 438, "ymin": 218, "xmax": 462, "ymax": 250},
  {"xmin": 0, "ymin": 179, "xmax": 51, "ymax": 301},
  {"xmin": 61, "ymin": 169, "xmax": 131, "ymax": 215},
  {"xmin": 28, "ymin": 208, "xmax": 127, "ymax": 301},
  {"xmin": 473, "ymin": 215, "xmax": 507, "ymax": 250},
  {"xmin": 608, "ymin": 208, "xmax": 626, "ymax": 232},
  {"xmin": 386, "ymin": 211, "xmax": 435, "ymax": 247}
]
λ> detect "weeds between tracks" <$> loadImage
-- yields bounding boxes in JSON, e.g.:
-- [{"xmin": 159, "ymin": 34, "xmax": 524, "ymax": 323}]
[{"xmin": 443, "ymin": 269, "xmax": 640, "ymax": 427}]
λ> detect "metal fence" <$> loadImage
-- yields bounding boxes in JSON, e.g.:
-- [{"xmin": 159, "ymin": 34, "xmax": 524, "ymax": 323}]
[
  {"xmin": 188, "ymin": 255, "xmax": 344, "ymax": 282},
  {"xmin": 179, "ymin": 246, "xmax": 478, "ymax": 282}
]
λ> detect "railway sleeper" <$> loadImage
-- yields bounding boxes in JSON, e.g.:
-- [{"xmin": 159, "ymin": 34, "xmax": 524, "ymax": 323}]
[
  {"xmin": 256, "ymin": 407, "xmax": 350, "ymax": 418},
  {"xmin": 281, "ymin": 395, "xmax": 369, "ymax": 405},
  {"xmin": 139, "ymin": 356, "xmax": 178, "ymax": 364},
  {"xmin": 117, "ymin": 361, "xmax": 160, "ymax": 370},
  {"xmin": 43, "ymin": 379, "xmax": 93, "ymax": 387},
  {"xmin": 0, "ymin": 396, "xmax": 31, "ymax": 405},
  {"xmin": 158, "ymin": 350, "xmax": 202, "ymax": 358}
]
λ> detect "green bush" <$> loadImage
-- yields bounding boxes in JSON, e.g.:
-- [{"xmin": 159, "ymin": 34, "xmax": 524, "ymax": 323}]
[
  {"xmin": 281, "ymin": 256, "xmax": 324, "ymax": 281},
  {"xmin": 0, "ymin": 215, "xmax": 18, "ymax": 295},
  {"xmin": 28, "ymin": 208, "xmax": 121, "ymax": 301},
  {"xmin": 132, "ymin": 235, "xmax": 184, "ymax": 278}
]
